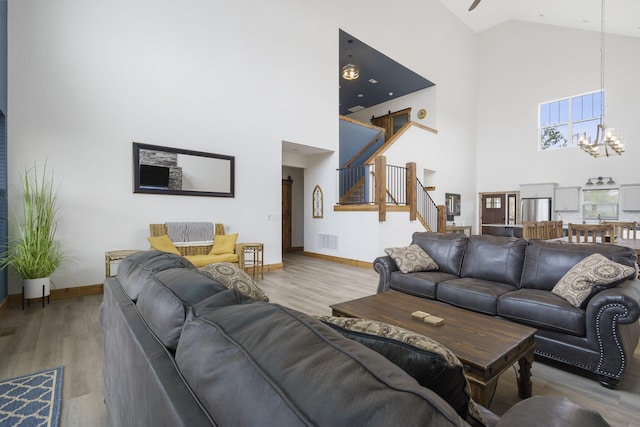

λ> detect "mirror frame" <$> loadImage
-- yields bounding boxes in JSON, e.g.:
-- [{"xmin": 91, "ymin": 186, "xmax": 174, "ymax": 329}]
[{"xmin": 133, "ymin": 142, "xmax": 235, "ymax": 197}]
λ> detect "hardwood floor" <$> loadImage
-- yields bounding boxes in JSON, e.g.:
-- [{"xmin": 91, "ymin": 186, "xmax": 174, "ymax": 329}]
[{"xmin": 0, "ymin": 252, "xmax": 638, "ymax": 426}]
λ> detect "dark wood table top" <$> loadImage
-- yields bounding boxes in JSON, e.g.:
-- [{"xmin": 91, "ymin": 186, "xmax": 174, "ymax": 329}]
[{"xmin": 330, "ymin": 291, "xmax": 536, "ymax": 381}]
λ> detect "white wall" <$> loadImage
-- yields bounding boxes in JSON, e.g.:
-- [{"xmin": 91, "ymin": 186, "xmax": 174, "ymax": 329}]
[
  {"xmin": 476, "ymin": 21, "xmax": 640, "ymax": 219},
  {"xmin": 7, "ymin": 0, "xmax": 341, "ymax": 292},
  {"xmin": 6, "ymin": 0, "xmax": 482, "ymax": 291}
]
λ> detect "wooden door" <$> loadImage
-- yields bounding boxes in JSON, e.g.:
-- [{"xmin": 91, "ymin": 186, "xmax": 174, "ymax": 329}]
[
  {"xmin": 282, "ymin": 178, "xmax": 293, "ymax": 252},
  {"xmin": 481, "ymin": 193, "xmax": 506, "ymax": 231}
]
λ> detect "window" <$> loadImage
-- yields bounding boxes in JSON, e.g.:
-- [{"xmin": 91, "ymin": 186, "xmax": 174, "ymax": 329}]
[
  {"xmin": 485, "ymin": 197, "xmax": 501, "ymax": 209},
  {"xmin": 539, "ymin": 91, "xmax": 603, "ymax": 151},
  {"xmin": 583, "ymin": 189, "xmax": 618, "ymax": 221}
]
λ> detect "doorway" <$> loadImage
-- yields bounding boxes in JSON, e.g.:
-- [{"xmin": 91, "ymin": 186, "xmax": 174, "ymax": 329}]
[
  {"xmin": 479, "ymin": 192, "xmax": 519, "ymax": 234},
  {"xmin": 282, "ymin": 177, "xmax": 293, "ymax": 252}
]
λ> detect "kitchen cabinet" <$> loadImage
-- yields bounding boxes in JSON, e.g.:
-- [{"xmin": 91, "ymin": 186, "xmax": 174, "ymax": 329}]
[
  {"xmin": 555, "ymin": 187, "xmax": 580, "ymax": 211},
  {"xmin": 620, "ymin": 184, "xmax": 640, "ymax": 211},
  {"xmin": 520, "ymin": 183, "xmax": 557, "ymax": 199}
]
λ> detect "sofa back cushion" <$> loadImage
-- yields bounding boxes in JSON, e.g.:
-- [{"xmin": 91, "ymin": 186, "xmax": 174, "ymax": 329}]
[
  {"xmin": 176, "ymin": 303, "xmax": 466, "ymax": 427},
  {"xmin": 117, "ymin": 250, "xmax": 195, "ymax": 301},
  {"xmin": 461, "ymin": 235, "xmax": 527, "ymax": 286},
  {"xmin": 520, "ymin": 240, "xmax": 637, "ymax": 291},
  {"xmin": 411, "ymin": 232, "xmax": 468, "ymax": 275},
  {"xmin": 136, "ymin": 268, "xmax": 228, "ymax": 351}
]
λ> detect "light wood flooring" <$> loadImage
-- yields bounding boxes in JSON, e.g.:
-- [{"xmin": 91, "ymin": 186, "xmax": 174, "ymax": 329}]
[{"xmin": 0, "ymin": 252, "xmax": 639, "ymax": 426}]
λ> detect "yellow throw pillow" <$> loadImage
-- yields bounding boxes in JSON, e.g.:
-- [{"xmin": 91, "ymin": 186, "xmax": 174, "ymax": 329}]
[
  {"xmin": 209, "ymin": 233, "xmax": 238, "ymax": 255},
  {"xmin": 147, "ymin": 235, "xmax": 181, "ymax": 255}
]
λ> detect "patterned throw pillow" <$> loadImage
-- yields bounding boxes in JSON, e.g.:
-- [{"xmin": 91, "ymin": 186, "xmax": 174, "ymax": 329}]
[
  {"xmin": 317, "ymin": 316, "xmax": 486, "ymax": 427},
  {"xmin": 552, "ymin": 253, "xmax": 635, "ymax": 308},
  {"xmin": 384, "ymin": 244, "xmax": 439, "ymax": 274},
  {"xmin": 199, "ymin": 262, "xmax": 269, "ymax": 302}
]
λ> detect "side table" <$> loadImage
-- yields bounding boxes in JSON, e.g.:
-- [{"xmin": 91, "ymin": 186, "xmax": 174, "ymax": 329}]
[
  {"xmin": 241, "ymin": 243, "xmax": 264, "ymax": 280},
  {"xmin": 105, "ymin": 250, "xmax": 141, "ymax": 277}
]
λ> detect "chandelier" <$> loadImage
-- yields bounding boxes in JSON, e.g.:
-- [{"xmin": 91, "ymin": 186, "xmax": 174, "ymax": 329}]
[{"xmin": 578, "ymin": 0, "xmax": 624, "ymax": 158}]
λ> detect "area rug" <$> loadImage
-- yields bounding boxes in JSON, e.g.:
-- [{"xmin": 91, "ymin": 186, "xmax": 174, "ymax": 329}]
[{"xmin": 0, "ymin": 366, "xmax": 63, "ymax": 427}]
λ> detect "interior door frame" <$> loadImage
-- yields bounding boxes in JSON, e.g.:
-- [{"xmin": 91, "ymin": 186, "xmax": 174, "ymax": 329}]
[{"xmin": 478, "ymin": 191, "xmax": 521, "ymax": 227}]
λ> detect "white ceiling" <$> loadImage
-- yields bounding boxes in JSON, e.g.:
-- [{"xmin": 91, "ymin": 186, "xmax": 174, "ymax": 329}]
[{"xmin": 439, "ymin": 0, "xmax": 640, "ymax": 38}]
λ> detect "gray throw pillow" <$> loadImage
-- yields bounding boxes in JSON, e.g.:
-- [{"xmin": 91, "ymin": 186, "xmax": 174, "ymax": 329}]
[
  {"xmin": 552, "ymin": 253, "xmax": 635, "ymax": 308},
  {"xmin": 385, "ymin": 244, "xmax": 439, "ymax": 274}
]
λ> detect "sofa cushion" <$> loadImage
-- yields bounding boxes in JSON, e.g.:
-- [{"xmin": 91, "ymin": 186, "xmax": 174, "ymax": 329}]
[
  {"xmin": 385, "ymin": 244, "xmax": 439, "ymax": 274},
  {"xmin": 437, "ymin": 278, "xmax": 517, "ymax": 315},
  {"xmin": 390, "ymin": 271, "xmax": 459, "ymax": 299},
  {"xmin": 209, "ymin": 233, "xmax": 238, "ymax": 255},
  {"xmin": 185, "ymin": 253, "xmax": 239, "ymax": 267},
  {"xmin": 498, "ymin": 289, "xmax": 585, "ymax": 336},
  {"xmin": 116, "ymin": 250, "xmax": 195, "ymax": 301},
  {"xmin": 317, "ymin": 316, "xmax": 486, "ymax": 427},
  {"xmin": 147, "ymin": 234, "xmax": 182, "ymax": 255},
  {"xmin": 520, "ymin": 240, "xmax": 637, "ymax": 291},
  {"xmin": 460, "ymin": 235, "xmax": 527, "ymax": 286},
  {"xmin": 551, "ymin": 253, "xmax": 635, "ymax": 308},
  {"xmin": 411, "ymin": 232, "xmax": 467, "ymax": 275},
  {"xmin": 199, "ymin": 262, "xmax": 269, "ymax": 302},
  {"xmin": 136, "ymin": 268, "xmax": 228, "ymax": 351},
  {"xmin": 176, "ymin": 303, "xmax": 467, "ymax": 427}
]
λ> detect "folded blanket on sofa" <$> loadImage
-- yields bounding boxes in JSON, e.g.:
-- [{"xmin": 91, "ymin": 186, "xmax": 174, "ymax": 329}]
[{"xmin": 166, "ymin": 222, "xmax": 214, "ymax": 243}]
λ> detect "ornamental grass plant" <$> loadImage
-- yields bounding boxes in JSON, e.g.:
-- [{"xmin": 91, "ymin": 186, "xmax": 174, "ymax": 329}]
[{"xmin": 1, "ymin": 163, "xmax": 66, "ymax": 279}]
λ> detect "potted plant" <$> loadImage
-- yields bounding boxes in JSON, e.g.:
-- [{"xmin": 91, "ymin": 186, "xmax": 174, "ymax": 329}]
[{"xmin": 1, "ymin": 163, "xmax": 66, "ymax": 300}]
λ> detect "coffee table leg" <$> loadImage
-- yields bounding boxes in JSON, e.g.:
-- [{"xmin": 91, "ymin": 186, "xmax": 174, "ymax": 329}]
[
  {"xmin": 517, "ymin": 353, "xmax": 533, "ymax": 399},
  {"xmin": 468, "ymin": 379, "xmax": 498, "ymax": 407}
]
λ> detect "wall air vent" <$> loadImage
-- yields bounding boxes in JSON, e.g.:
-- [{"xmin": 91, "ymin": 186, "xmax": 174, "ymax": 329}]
[{"xmin": 318, "ymin": 234, "xmax": 338, "ymax": 250}]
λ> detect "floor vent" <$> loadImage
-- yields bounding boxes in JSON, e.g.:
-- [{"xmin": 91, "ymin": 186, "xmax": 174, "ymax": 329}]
[{"xmin": 318, "ymin": 234, "xmax": 338, "ymax": 250}]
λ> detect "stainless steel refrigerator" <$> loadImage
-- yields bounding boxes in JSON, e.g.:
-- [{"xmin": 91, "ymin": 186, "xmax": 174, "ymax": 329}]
[{"xmin": 521, "ymin": 198, "xmax": 552, "ymax": 223}]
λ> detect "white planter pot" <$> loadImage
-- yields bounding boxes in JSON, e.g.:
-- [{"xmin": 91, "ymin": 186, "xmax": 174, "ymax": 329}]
[{"xmin": 23, "ymin": 277, "xmax": 51, "ymax": 299}]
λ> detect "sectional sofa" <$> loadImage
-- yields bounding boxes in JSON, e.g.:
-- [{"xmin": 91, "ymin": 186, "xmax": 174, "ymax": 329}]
[
  {"xmin": 374, "ymin": 232, "xmax": 640, "ymax": 388},
  {"xmin": 99, "ymin": 250, "xmax": 610, "ymax": 426}
]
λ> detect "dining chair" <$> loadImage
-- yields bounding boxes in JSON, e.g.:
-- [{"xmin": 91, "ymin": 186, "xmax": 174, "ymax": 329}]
[
  {"xmin": 542, "ymin": 220, "xmax": 564, "ymax": 239},
  {"xmin": 567, "ymin": 223, "xmax": 615, "ymax": 243},
  {"xmin": 602, "ymin": 221, "xmax": 637, "ymax": 240},
  {"xmin": 522, "ymin": 222, "xmax": 545, "ymax": 240}
]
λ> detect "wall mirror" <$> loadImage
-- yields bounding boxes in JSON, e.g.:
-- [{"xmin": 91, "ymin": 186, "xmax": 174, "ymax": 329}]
[
  {"xmin": 445, "ymin": 192, "xmax": 460, "ymax": 221},
  {"xmin": 133, "ymin": 142, "xmax": 235, "ymax": 197}
]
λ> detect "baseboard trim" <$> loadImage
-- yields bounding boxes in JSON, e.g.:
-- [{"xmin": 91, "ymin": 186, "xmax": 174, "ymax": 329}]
[
  {"xmin": 302, "ymin": 252, "xmax": 372, "ymax": 270},
  {"xmin": 6, "ymin": 283, "xmax": 104, "ymax": 308}
]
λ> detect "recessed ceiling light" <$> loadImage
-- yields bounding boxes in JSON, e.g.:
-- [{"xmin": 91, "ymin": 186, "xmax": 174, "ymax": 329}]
[
  {"xmin": 368, "ymin": 79, "xmax": 378, "ymax": 84},
  {"xmin": 357, "ymin": 94, "xmax": 364, "ymax": 98},
  {"xmin": 388, "ymin": 92, "xmax": 394, "ymax": 96}
]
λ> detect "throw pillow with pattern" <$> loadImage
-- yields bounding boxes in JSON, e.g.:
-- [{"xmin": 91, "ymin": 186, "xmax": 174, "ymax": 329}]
[
  {"xmin": 199, "ymin": 262, "xmax": 269, "ymax": 302},
  {"xmin": 385, "ymin": 244, "xmax": 439, "ymax": 274},
  {"xmin": 552, "ymin": 253, "xmax": 635, "ymax": 308}
]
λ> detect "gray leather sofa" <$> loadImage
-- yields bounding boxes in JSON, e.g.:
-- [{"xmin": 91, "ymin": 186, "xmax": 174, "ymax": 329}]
[
  {"xmin": 374, "ymin": 232, "xmax": 640, "ymax": 388},
  {"xmin": 100, "ymin": 250, "xmax": 611, "ymax": 426}
]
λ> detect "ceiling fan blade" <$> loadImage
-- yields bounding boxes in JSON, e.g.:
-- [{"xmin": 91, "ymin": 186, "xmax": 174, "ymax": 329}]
[{"xmin": 468, "ymin": 0, "xmax": 481, "ymax": 11}]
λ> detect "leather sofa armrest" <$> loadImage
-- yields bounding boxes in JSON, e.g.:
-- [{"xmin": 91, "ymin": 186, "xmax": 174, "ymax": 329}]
[
  {"xmin": 585, "ymin": 278, "xmax": 640, "ymax": 387},
  {"xmin": 495, "ymin": 396, "xmax": 610, "ymax": 427},
  {"xmin": 373, "ymin": 255, "xmax": 398, "ymax": 293}
]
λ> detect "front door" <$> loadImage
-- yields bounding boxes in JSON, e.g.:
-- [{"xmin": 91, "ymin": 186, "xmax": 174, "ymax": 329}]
[{"xmin": 481, "ymin": 193, "xmax": 506, "ymax": 226}]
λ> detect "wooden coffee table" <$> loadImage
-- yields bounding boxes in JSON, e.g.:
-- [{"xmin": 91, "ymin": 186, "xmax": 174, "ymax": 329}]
[{"xmin": 330, "ymin": 291, "xmax": 536, "ymax": 406}]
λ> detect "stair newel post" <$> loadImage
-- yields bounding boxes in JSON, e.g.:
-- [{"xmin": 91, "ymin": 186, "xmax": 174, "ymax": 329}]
[
  {"xmin": 375, "ymin": 156, "xmax": 386, "ymax": 222},
  {"xmin": 437, "ymin": 205, "xmax": 447, "ymax": 232},
  {"xmin": 406, "ymin": 162, "xmax": 417, "ymax": 221}
]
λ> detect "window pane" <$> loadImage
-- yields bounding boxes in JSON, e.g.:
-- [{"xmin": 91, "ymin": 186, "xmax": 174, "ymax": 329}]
[
  {"xmin": 583, "ymin": 189, "xmax": 618, "ymax": 220},
  {"xmin": 572, "ymin": 96, "xmax": 583, "ymax": 121},
  {"xmin": 540, "ymin": 125, "xmax": 568, "ymax": 150},
  {"xmin": 558, "ymin": 99, "xmax": 569, "ymax": 124},
  {"xmin": 539, "ymin": 103, "xmax": 550, "ymax": 127}
]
